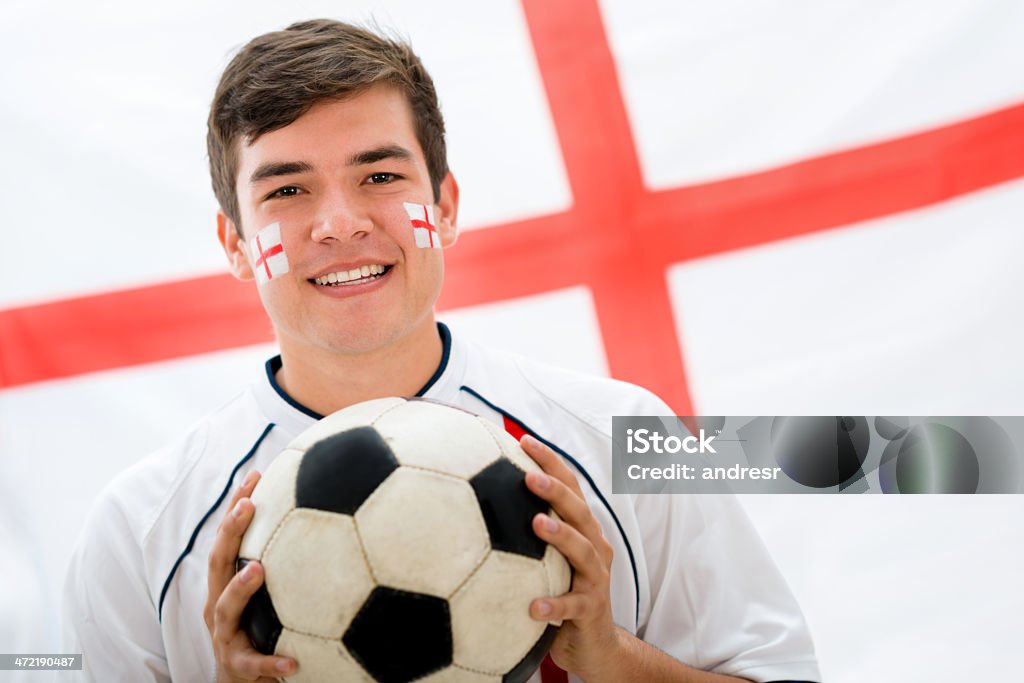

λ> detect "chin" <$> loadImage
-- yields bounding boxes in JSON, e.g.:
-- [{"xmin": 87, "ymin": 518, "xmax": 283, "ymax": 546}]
[{"xmin": 316, "ymin": 322, "xmax": 409, "ymax": 356}]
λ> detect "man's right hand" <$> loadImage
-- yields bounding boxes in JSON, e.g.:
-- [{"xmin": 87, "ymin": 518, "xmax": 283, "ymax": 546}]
[{"xmin": 204, "ymin": 470, "xmax": 298, "ymax": 682}]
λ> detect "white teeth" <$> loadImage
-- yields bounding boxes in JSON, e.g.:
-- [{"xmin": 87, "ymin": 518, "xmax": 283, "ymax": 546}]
[{"xmin": 313, "ymin": 265, "xmax": 388, "ymax": 286}]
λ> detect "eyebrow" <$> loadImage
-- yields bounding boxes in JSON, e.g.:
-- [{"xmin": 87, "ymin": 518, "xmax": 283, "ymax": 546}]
[
  {"xmin": 248, "ymin": 145, "xmax": 415, "ymax": 186},
  {"xmin": 248, "ymin": 161, "xmax": 314, "ymax": 185},
  {"xmin": 348, "ymin": 145, "xmax": 414, "ymax": 166}
]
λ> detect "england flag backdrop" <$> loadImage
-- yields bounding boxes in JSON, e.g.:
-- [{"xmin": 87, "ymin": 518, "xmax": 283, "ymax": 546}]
[{"xmin": 2, "ymin": 1, "xmax": 1023, "ymax": 681}]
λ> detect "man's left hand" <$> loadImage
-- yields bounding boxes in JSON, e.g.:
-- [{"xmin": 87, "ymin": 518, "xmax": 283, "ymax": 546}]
[{"xmin": 520, "ymin": 434, "xmax": 624, "ymax": 679}]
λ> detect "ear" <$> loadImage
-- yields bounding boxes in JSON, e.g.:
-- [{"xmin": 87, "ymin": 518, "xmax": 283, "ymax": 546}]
[
  {"xmin": 436, "ymin": 172, "xmax": 460, "ymax": 248},
  {"xmin": 217, "ymin": 211, "xmax": 255, "ymax": 281}
]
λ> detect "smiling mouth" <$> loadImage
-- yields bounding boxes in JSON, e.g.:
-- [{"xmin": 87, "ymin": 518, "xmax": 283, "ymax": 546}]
[{"xmin": 310, "ymin": 264, "xmax": 391, "ymax": 287}]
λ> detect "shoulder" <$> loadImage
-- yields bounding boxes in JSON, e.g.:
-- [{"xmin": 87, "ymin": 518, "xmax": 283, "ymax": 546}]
[{"xmin": 79, "ymin": 386, "xmax": 270, "ymax": 564}]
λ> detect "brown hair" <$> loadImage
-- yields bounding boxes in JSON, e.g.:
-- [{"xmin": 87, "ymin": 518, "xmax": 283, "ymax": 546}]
[{"xmin": 207, "ymin": 19, "xmax": 447, "ymax": 234}]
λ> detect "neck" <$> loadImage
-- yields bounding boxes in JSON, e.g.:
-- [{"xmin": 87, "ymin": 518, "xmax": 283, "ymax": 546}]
[{"xmin": 274, "ymin": 319, "xmax": 444, "ymax": 416}]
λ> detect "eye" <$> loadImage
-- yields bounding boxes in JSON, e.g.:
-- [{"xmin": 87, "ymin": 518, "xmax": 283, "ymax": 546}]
[
  {"xmin": 365, "ymin": 172, "xmax": 400, "ymax": 185},
  {"xmin": 266, "ymin": 186, "xmax": 301, "ymax": 200}
]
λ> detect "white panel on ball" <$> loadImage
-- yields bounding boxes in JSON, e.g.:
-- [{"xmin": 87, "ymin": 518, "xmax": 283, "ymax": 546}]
[
  {"xmin": 478, "ymin": 419, "xmax": 544, "ymax": 476},
  {"xmin": 542, "ymin": 543, "xmax": 572, "ymax": 627},
  {"xmin": 373, "ymin": 400, "xmax": 503, "ymax": 480},
  {"xmin": 262, "ymin": 510, "xmax": 374, "ymax": 638},
  {"xmin": 416, "ymin": 664, "xmax": 502, "ymax": 683},
  {"xmin": 287, "ymin": 397, "xmax": 405, "ymax": 452},
  {"xmin": 449, "ymin": 551, "xmax": 551, "ymax": 674},
  {"xmin": 275, "ymin": 627, "xmax": 373, "ymax": 683},
  {"xmin": 240, "ymin": 448, "xmax": 302, "ymax": 560},
  {"xmin": 355, "ymin": 469, "xmax": 490, "ymax": 597}
]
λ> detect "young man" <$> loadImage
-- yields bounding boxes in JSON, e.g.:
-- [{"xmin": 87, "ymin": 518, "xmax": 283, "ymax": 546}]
[{"xmin": 63, "ymin": 19, "xmax": 820, "ymax": 683}]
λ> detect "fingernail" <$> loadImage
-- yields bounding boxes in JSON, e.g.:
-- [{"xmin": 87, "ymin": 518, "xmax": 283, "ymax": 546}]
[
  {"xmin": 536, "ymin": 600, "xmax": 552, "ymax": 617},
  {"xmin": 242, "ymin": 470, "xmax": 259, "ymax": 487},
  {"xmin": 276, "ymin": 659, "xmax": 293, "ymax": 673},
  {"xmin": 531, "ymin": 472, "xmax": 551, "ymax": 490},
  {"xmin": 240, "ymin": 562, "xmax": 256, "ymax": 581},
  {"xmin": 522, "ymin": 434, "xmax": 540, "ymax": 449},
  {"xmin": 231, "ymin": 499, "xmax": 246, "ymax": 520},
  {"xmin": 540, "ymin": 514, "xmax": 559, "ymax": 533}
]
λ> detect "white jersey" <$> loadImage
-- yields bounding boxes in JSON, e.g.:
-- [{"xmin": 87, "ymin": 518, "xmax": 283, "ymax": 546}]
[{"xmin": 63, "ymin": 324, "xmax": 820, "ymax": 682}]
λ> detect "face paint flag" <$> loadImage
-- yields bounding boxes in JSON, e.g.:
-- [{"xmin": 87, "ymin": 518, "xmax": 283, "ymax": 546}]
[
  {"xmin": 404, "ymin": 202, "xmax": 440, "ymax": 249},
  {"xmin": 249, "ymin": 222, "xmax": 288, "ymax": 284}
]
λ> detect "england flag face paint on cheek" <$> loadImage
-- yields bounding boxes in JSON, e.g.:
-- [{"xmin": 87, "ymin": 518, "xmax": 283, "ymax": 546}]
[
  {"xmin": 249, "ymin": 222, "xmax": 289, "ymax": 283},
  {"xmin": 403, "ymin": 202, "xmax": 440, "ymax": 249}
]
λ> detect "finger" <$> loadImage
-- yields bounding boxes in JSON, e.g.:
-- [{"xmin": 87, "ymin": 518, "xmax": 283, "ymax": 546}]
[
  {"xmin": 531, "ymin": 592, "xmax": 595, "ymax": 623},
  {"xmin": 532, "ymin": 513, "xmax": 604, "ymax": 579},
  {"xmin": 207, "ymin": 496, "xmax": 256, "ymax": 607},
  {"xmin": 220, "ymin": 470, "xmax": 261, "ymax": 532},
  {"xmin": 525, "ymin": 470, "xmax": 604, "ymax": 548},
  {"xmin": 225, "ymin": 636, "xmax": 297, "ymax": 680},
  {"xmin": 214, "ymin": 562, "xmax": 298, "ymax": 679},
  {"xmin": 520, "ymin": 435, "xmax": 583, "ymax": 498},
  {"xmin": 214, "ymin": 560, "xmax": 265, "ymax": 641}
]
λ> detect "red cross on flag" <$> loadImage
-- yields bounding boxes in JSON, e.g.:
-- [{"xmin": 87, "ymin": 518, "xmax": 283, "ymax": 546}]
[
  {"xmin": 405, "ymin": 202, "xmax": 440, "ymax": 249},
  {"xmin": 249, "ymin": 222, "xmax": 288, "ymax": 284}
]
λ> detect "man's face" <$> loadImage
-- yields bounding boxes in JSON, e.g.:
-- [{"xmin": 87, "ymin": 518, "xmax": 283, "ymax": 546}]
[{"xmin": 219, "ymin": 85, "xmax": 458, "ymax": 357}]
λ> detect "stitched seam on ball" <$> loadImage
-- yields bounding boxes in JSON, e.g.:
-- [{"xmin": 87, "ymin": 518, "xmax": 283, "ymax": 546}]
[
  {"xmin": 392, "ymin": 468, "xmax": 490, "ymax": 600},
  {"xmin": 363, "ymin": 467, "xmax": 490, "ymax": 598},
  {"xmin": 368, "ymin": 399, "xmax": 409, "ymax": 428},
  {"xmin": 394, "ymin": 462, "xmax": 475, "ymax": 481},
  {"xmin": 478, "ymin": 418, "xmax": 529, "ymax": 475},
  {"xmin": 263, "ymin": 509, "xmax": 370, "ymax": 638},
  {"xmin": 275, "ymin": 631, "xmax": 377, "ymax": 683},
  {"xmin": 444, "ymin": 545, "xmax": 492, "ymax": 601},
  {"xmin": 446, "ymin": 552, "xmax": 541, "ymax": 675},
  {"xmin": 278, "ymin": 625, "xmax": 341, "ymax": 641},
  {"xmin": 258, "ymin": 507, "xmax": 305, "ymax": 633},
  {"xmin": 259, "ymin": 506, "xmax": 296, "ymax": 565},
  {"xmin": 454, "ymin": 661, "xmax": 506, "ymax": 677},
  {"xmin": 351, "ymin": 512, "xmax": 379, "ymax": 586}
]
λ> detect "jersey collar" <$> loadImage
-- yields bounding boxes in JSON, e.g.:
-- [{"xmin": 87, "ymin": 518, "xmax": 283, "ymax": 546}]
[{"xmin": 253, "ymin": 322, "xmax": 465, "ymax": 433}]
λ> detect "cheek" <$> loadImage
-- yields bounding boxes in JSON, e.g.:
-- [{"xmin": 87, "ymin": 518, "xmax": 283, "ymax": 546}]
[{"xmin": 383, "ymin": 206, "xmax": 417, "ymax": 246}]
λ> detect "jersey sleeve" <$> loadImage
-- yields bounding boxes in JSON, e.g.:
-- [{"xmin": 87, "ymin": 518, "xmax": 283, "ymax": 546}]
[
  {"xmin": 62, "ymin": 487, "xmax": 170, "ymax": 683},
  {"xmin": 633, "ymin": 490, "xmax": 821, "ymax": 682}
]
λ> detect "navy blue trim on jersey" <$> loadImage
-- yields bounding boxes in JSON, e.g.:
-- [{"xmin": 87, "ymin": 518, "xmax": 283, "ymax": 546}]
[
  {"xmin": 264, "ymin": 322, "xmax": 453, "ymax": 418},
  {"xmin": 415, "ymin": 322, "xmax": 451, "ymax": 397},
  {"xmin": 266, "ymin": 357, "xmax": 322, "ymax": 419},
  {"xmin": 157, "ymin": 423, "xmax": 276, "ymax": 622},
  {"xmin": 458, "ymin": 385, "xmax": 642, "ymax": 628}
]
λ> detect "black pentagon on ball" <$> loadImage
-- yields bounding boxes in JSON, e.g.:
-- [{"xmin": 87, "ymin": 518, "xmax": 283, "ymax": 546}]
[
  {"xmin": 470, "ymin": 457, "xmax": 548, "ymax": 560},
  {"xmin": 295, "ymin": 426, "xmax": 399, "ymax": 515},
  {"xmin": 342, "ymin": 587, "xmax": 452, "ymax": 683},
  {"xmin": 237, "ymin": 559, "xmax": 282, "ymax": 655}
]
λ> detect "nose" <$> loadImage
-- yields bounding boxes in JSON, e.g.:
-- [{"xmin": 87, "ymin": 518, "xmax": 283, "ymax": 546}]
[{"xmin": 309, "ymin": 191, "xmax": 372, "ymax": 242}]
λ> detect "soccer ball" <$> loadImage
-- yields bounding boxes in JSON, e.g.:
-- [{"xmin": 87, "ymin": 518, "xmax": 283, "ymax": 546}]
[{"xmin": 238, "ymin": 397, "xmax": 572, "ymax": 683}]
